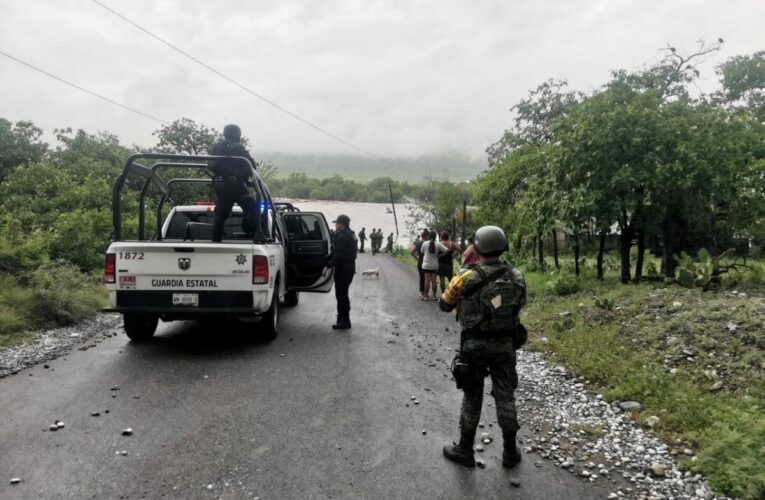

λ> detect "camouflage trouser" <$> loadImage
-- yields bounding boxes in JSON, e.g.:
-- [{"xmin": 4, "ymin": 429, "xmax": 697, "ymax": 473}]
[{"xmin": 458, "ymin": 351, "xmax": 519, "ymax": 439}]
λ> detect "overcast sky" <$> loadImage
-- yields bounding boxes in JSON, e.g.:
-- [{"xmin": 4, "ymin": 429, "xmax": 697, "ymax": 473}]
[{"xmin": 1, "ymin": 0, "xmax": 763, "ymax": 160}]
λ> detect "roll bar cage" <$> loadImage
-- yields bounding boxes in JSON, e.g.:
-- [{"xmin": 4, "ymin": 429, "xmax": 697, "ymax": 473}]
[{"xmin": 111, "ymin": 153, "xmax": 272, "ymax": 242}]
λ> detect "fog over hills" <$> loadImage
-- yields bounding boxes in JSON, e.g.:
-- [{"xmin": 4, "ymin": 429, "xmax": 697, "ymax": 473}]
[{"xmin": 259, "ymin": 151, "xmax": 487, "ymax": 183}]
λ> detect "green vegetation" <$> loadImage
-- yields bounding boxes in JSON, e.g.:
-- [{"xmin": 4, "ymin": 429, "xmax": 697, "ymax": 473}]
[
  {"xmin": 0, "ymin": 264, "xmax": 106, "ymax": 344},
  {"xmin": 471, "ymin": 46, "xmax": 765, "ymax": 284},
  {"xmin": 521, "ymin": 261, "xmax": 765, "ymax": 499}
]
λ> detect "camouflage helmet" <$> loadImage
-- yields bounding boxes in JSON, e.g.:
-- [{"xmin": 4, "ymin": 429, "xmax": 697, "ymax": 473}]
[{"xmin": 473, "ymin": 225, "xmax": 508, "ymax": 255}]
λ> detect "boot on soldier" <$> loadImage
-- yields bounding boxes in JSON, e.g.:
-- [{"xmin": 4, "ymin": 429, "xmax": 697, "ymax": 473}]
[
  {"xmin": 443, "ymin": 433, "xmax": 476, "ymax": 467},
  {"xmin": 502, "ymin": 431, "xmax": 522, "ymax": 468},
  {"xmin": 332, "ymin": 316, "xmax": 351, "ymax": 330}
]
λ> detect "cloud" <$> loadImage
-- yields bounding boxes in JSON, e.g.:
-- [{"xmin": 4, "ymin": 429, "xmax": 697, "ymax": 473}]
[{"xmin": 1, "ymin": 0, "xmax": 763, "ymax": 159}]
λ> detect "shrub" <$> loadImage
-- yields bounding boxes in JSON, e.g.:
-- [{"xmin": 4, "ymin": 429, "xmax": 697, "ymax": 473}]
[
  {"xmin": 0, "ymin": 274, "xmax": 34, "ymax": 341},
  {"xmin": 544, "ymin": 272, "xmax": 580, "ymax": 295},
  {"xmin": 693, "ymin": 407, "xmax": 765, "ymax": 500},
  {"xmin": 27, "ymin": 261, "xmax": 107, "ymax": 327}
]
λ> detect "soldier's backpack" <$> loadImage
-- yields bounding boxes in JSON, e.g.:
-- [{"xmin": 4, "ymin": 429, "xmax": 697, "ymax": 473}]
[{"xmin": 462, "ymin": 263, "xmax": 527, "ymax": 348}]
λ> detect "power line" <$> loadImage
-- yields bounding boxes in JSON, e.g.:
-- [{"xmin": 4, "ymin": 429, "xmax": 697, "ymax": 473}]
[
  {"xmin": 0, "ymin": 49, "xmax": 165, "ymax": 124},
  {"xmin": 92, "ymin": 0, "xmax": 396, "ymax": 166}
]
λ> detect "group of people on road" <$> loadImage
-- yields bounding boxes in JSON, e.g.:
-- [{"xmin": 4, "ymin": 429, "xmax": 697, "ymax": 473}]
[
  {"xmin": 206, "ymin": 124, "xmax": 527, "ymax": 476},
  {"xmin": 410, "ymin": 230, "xmax": 465, "ymax": 301},
  {"xmin": 358, "ymin": 227, "xmax": 394, "ymax": 255}
]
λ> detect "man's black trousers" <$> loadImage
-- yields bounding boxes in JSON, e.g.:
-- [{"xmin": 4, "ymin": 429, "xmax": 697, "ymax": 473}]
[
  {"xmin": 212, "ymin": 182, "xmax": 260, "ymax": 242},
  {"xmin": 334, "ymin": 269, "xmax": 354, "ymax": 320}
]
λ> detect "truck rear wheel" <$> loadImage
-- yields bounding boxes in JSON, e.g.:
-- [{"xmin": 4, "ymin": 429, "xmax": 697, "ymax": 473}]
[
  {"xmin": 261, "ymin": 284, "xmax": 279, "ymax": 340},
  {"xmin": 124, "ymin": 313, "xmax": 158, "ymax": 341},
  {"xmin": 283, "ymin": 290, "xmax": 299, "ymax": 307}
]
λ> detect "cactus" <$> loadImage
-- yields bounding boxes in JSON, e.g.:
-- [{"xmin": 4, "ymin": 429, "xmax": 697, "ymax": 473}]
[
  {"xmin": 594, "ymin": 297, "xmax": 616, "ymax": 310},
  {"xmin": 674, "ymin": 248, "xmax": 728, "ymax": 290}
]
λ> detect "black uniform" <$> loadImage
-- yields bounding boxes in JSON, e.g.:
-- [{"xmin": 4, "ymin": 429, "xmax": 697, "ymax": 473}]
[
  {"xmin": 358, "ymin": 228, "xmax": 366, "ymax": 253},
  {"xmin": 208, "ymin": 139, "xmax": 261, "ymax": 242},
  {"xmin": 326, "ymin": 227, "xmax": 357, "ymax": 326}
]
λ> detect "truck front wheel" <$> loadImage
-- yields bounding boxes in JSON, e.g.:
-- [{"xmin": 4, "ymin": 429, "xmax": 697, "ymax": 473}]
[{"xmin": 124, "ymin": 313, "xmax": 158, "ymax": 341}]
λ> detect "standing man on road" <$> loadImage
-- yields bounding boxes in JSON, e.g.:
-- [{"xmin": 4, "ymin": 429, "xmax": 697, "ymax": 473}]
[
  {"xmin": 438, "ymin": 225, "xmax": 527, "ymax": 468},
  {"xmin": 323, "ymin": 214, "xmax": 357, "ymax": 330},
  {"xmin": 384, "ymin": 232, "xmax": 394, "ymax": 253},
  {"xmin": 208, "ymin": 124, "xmax": 261, "ymax": 243},
  {"xmin": 358, "ymin": 227, "xmax": 367, "ymax": 253}
]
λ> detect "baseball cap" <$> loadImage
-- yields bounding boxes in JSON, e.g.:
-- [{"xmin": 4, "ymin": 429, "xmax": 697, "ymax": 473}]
[{"xmin": 333, "ymin": 214, "xmax": 350, "ymax": 225}]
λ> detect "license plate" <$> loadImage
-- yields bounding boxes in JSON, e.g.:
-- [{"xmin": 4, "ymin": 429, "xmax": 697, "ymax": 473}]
[{"xmin": 172, "ymin": 293, "xmax": 199, "ymax": 306}]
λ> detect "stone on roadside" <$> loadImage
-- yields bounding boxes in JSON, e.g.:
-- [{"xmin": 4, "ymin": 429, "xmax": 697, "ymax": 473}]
[
  {"xmin": 475, "ymin": 444, "xmax": 484, "ymax": 452},
  {"xmin": 510, "ymin": 478, "xmax": 521, "ymax": 487},
  {"xmin": 10, "ymin": 478, "xmax": 21, "ymax": 485},
  {"xmin": 122, "ymin": 428, "xmax": 133, "ymax": 436},
  {"xmin": 56, "ymin": 421, "xmax": 65, "ymax": 429},
  {"xmin": 90, "ymin": 412, "xmax": 100, "ymax": 417},
  {"xmin": 619, "ymin": 401, "xmax": 642, "ymax": 412},
  {"xmin": 650, "ymin": 463, "xmax": 666, "ymax": 477},
  {"xmin": 49, "ymin": 424, "xmax": 58, "ymax": 431},
  {"xmin": 110, "ymin": 386, "xmax": 119, "ymax": 391},
  {"xmin": 475, "ymin": 459, "xmax": 485, "ymax": 468}
]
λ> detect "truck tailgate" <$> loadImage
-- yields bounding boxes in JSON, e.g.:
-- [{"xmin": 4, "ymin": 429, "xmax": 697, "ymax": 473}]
[{"xmin": 111, "ymin": 242, "xmax": 260, "ymax": 292}]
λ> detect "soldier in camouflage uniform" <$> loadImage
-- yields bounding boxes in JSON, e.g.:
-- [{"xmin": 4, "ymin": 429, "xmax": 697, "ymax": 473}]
[{"xmin": 438, "ymin": 225, "xmax": 527, "ymax": 468}]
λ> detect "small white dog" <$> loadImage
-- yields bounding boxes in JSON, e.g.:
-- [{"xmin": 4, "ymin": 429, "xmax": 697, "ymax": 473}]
[{"xmin": 361, "ymin": 268, "xmax": 380, "ymax": 279}]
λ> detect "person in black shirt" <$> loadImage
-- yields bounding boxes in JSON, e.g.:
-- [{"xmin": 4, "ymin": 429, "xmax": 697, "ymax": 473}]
[
  {"xmin": 323, "ymin": 214, "xmax": 357, "ymax": 330},
  {"xmin": 358, "ymin": 227, "xmax": 367, "ymax": 253},
  {"xmin": 208, "ymin": 124, "xmax": 261, "ymax": 242}
]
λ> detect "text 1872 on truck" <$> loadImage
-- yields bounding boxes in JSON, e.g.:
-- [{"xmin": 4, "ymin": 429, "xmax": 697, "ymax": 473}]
[{"xmin": 103, "ymin": 153, "xmax": 334, "ymax": 341}]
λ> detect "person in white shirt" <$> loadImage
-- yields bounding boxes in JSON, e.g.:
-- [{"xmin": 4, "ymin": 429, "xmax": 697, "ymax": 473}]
[{"xmin": 421, "ymin": 230, "xmax": 448, "ymax": 300}]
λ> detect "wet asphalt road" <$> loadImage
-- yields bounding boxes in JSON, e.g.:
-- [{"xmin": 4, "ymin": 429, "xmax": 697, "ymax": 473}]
[{"xmin": 0, "ymin": 253, "xmax": 609, "ymax": 499}]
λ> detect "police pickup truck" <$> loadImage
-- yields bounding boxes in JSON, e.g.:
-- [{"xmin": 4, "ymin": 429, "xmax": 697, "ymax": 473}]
[{"xmin": 102, "ymin": 153, "xmax": 334, "ymax": 341}]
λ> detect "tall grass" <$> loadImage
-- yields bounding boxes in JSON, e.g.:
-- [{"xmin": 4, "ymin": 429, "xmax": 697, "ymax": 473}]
[{"xmin": 0, "ymin": 262, "xmax": 107, "ymax": 345}]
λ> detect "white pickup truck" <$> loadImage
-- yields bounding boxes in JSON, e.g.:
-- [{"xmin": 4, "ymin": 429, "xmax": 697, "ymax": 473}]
[{"xmin": 102, "ymin": 153, "xmax": 334, "ymax": 341}]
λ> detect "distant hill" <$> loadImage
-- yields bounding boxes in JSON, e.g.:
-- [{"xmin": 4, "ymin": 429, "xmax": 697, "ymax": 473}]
[{"xmin": 258, "ymin": 152, "xmax": 486, "ymax": 183}]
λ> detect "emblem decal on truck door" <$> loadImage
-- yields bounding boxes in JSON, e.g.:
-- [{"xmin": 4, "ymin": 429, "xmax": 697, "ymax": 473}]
[
  {"xmin": 178, "ymin": 258, "xmax": 191, "ymax": 270},
  {"xmin": 235, "ymin": 254, "xmax": 247, "ymax": 265}
]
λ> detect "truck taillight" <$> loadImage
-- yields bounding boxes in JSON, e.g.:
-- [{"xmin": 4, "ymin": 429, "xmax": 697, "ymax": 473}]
[
  {"xmin": 253, "ymin": 255, "xmax": 269, "ymax": 284},
  {"xmin": 104, "ymin": 253, "xmax": 116, "ymax": 284}
]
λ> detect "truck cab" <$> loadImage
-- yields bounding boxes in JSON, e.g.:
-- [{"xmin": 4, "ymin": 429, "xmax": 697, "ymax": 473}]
[{"xmin": 102, "ymin": 153, "xmax": 334, "ymax": 341}]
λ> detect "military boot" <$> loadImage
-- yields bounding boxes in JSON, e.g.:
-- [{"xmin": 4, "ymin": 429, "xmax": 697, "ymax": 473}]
[
  {"xmin": 443, "ymin": 434, "xmax": 475, "ymax": 467},
  {"xmin": 332, "ymin": 316, "xmax": 351, "ymax": 330},
  {"xmin": 502, "ymin": 431, "xmax": 522, "ymax": 468}
]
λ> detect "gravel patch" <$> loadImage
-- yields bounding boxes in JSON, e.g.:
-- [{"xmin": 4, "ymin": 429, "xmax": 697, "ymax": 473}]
[
  {"xmin": 515, "ymin": 350, "xmax": 730, "ymax": 500},
  {"xmin": 0, "ymin": 313, "xmax": 123, "ymax": 378}
]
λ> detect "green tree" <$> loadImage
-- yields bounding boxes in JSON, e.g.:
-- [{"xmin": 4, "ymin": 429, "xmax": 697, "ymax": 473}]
[
  {"xmin": 0, "ymin": 119, "xmax": 48, "ymax": 181},
  {"xmin": 717, "ymin": 51, "xmax": 765, "ymax": 121},
  {"xmin": 153, "ymin": 118, "xmax": 219, "ymax": 155}
]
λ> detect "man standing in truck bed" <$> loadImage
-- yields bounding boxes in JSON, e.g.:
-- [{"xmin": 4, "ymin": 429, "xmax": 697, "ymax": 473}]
[{"xmin": 208, "ymin": 124, "xmax": 261, "ymax": 242}]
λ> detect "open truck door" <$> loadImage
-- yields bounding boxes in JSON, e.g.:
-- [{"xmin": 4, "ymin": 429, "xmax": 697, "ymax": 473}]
[{"xmin": 283, "ymin": 212, "xmax": 334, "ymax": 292}]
